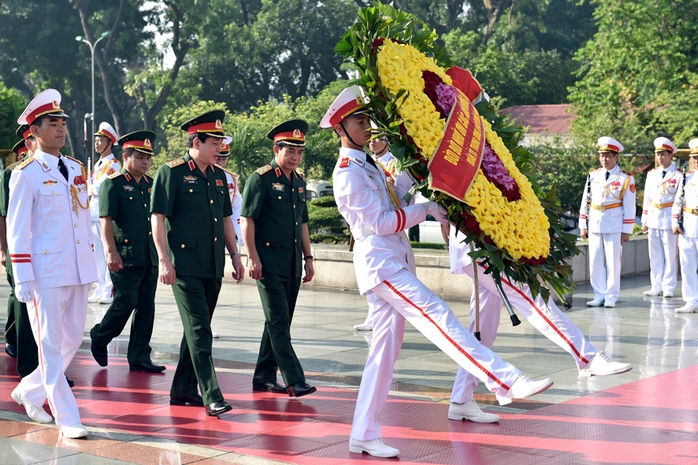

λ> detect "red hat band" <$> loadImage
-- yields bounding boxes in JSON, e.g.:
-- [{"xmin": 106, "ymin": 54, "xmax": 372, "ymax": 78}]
[
  {"xmin": 273, "ymin": 130, "xmax": 305, "ymax": 143},
  {"xmin": 122, "ymin": 139, "xmax": 153, "ymax": 151},
  {"xmin": 600, "ymin": 143, "xmax": 620, "ymax": 152},
  {"xmin": 187, "ymin": 121, "xmax": 223, "ymax": 135},
  {"xmin": 329, "ymin": 100, "xmax": 364, "ymax": 127},
  {"xmin": 27, "ymin": 100, "xmax": 64, "ymax": 126},
  {"xmin": 22, "ymin": 127, "xmax": 32, "ymax": 140}
]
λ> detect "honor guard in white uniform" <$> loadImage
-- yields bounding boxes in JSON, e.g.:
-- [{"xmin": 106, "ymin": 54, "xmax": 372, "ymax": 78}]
[
  {"xmin": 322, "ymin": 86, "xmax": 554, "ymax": 458},
  {"xmin": 353, "ymin": 133, "xmax": 415, "ymax": 332},
  {"xmin": 7, "ymin": 89, "xmax": 98, "ymax": 439},
  {"xmin": 447, "ymin": 227, "xmax": 632, "ymax": 423},
  {"xmin": 216, "ymin": 137, "xmax": 243, "ymax": 246},
  {"xmin": 672, "ymin": 139, "xmax": 698, "ymax": 313},
  {"xmin": 579, "ymin": 137, "xmax": 636, "ymax": 308},
  {"xmin": 642, "ymin": 137, "xmax": 680, "ymax": 298},
  {"xmin": 88, "ymin": 122, "xmax": 121, "ymax": 304}
]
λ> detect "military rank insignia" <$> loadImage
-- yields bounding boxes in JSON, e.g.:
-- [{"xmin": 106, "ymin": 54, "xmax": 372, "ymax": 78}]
[
  {"xmin": 272, "ymin": 183, "xmax": 284, "ymax": 192},
  {"xmin": 43, "ymin": 180, "xmax": 58, "ymax": 185},
  {"xmin": 216, "ymin": 179, "xmax": 224, "ymax": 186},
  {"xmin": 339, "ymin": 157, "xmax": 350, "ymax": 168},
  {"xmin": 123, "ymin": 185, "xmax": 135, "ymax": 191},
  {"xmin": 183, "ymin": 175, "xmax": 197, "ymax": 184}
]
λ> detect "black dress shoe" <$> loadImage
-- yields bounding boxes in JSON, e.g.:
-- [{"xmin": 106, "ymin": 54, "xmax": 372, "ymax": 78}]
[
  {"xmin": 252, "ymin": 381, "xmax": 287, "ymax": 393},
  {"xmin": 90, "ymin": 329, "xmax": 108, "ymax": 367},
  {"xmin": 129, "ymin": 361, "xmax": 166, "ymax": 373},
  {"xmin": 170, "ymin": 394, "xmax": 204, "ymax": 406},
  {"xmin": 286, "ymin": 382, "xmax": 317, "ymax": 398},
  {"xmin": 5, "ymin": 343, "xmax": 17, "ymax": 358},
  {"xmin": 205, "ymin": 401, "xmax": 232, "ymax": 416},
  {"xmin": 66, "ymin": 376, "xmax": 75, "ymax": 388}
]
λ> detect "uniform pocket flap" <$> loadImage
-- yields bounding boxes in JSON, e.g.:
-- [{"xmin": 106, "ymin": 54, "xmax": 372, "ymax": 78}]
[{"xmin": 32, "ymin": 240, "xmax": 63, "ymax": 255}]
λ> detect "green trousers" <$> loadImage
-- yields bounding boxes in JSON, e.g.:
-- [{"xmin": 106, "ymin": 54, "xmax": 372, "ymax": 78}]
[
  {"xmin": 90, "ymin": 266, "xmax": 157, "ymax": 366},
  {"xmin": 4, "ymin": 270, "xmax": 38, "ymax": 378},
  {"xmin": 253, "ymin": 271, "xmax": 305, "ymax": 386},
  {"xmin": 170, "ymin": 275, "xmax": 223, "ymax": 405}
]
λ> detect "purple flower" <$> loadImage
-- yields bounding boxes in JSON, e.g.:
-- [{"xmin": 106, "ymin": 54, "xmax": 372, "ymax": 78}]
[
  {"xmin": 480, "ymin": 143, "xmax": 521, "ymax": 201},
  {"xmin": 435, "ymin": 83, "xmax": 457, "ymax": 116}
]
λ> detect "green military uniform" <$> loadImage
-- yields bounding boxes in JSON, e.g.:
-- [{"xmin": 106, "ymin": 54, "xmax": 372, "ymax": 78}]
[
  {"xmin": 90, "ymin": 169, "xmax": 158, "ymax": 366},
  {"xmin": 1, "ymin": 139, "xmax": 39, "ymax": 378},
  {"xmin": 242, "ymin": 158, "xmax": 309, "ymax": 387},
  {"xmin": 151, "ymin": 152, "xmax": 232, "ymax": 405}
]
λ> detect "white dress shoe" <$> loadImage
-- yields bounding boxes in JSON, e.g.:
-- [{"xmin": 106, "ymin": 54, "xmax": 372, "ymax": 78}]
[
  {"xmin": 61, "ymin": 422, "xmax": 88, "ymax": 439},
  {"xmin": 663, "ymin": 293, "xmax": 674, "ymax": 299},
  {"xmin": 643, "ymin": 289, "xmax": 662, "ymax": 297},
  {"xmin": 11, "ymin": 389, "xmax": 53, "ymax": 424},
  {"xmin": 676, "ymin": 303, "xmax": 698, "ymax": 313},
  {"xmin": 579, "ymin": 352, "xmax": 632, "ymax": 377},
  {"xmin": 497, "ymin": 376, "xmax": 553, "ymax": 406},
  {"xmin": 349, "ymin": 438, "xmax": 400, "ymax": 458},
  {"xmin": 87, "ymin": 293, "xmax": 101, "ymax": 303},
  {"xmin": 586, "ymin": 299, "xmax": 604, "ymax": 307},
  {"xmin": 353, "ymin": 318, "xmax": 373, "ymax": 331},
  {"xmin": 448, "ymin": 400, "xmax": 500, "ymax": 423},
  {"xmin": 604, "ymin": 301, "xmax": 616, "ymax": 308},
  {"xmin": 212, "ymin": 331, "xmax": 220, "ymax": 338},
  {"xmin": 98, "ymin": 296, "xmax": 113, "ymax": 304}
]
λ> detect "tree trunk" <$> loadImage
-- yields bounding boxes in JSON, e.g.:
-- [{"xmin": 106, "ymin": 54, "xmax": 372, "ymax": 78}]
[
  {"xmin": 480, "ymin": 0, "xmax": 512, "ymax": 45},
  {"xmin": 446, "ymin": 0, "xmax": 466, "ymax": 31}
]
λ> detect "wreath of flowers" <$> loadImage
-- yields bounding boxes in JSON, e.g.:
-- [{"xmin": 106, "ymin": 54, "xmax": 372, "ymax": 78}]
[{"xmin": 336, "ymin": 4, "xmax": 579, "ymax": 300}]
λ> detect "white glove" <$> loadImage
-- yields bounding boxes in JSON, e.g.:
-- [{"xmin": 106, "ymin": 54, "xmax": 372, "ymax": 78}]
[
  {"xmin": 15, "ymin": 281, "xmax": 35, "ymax": 304},
  {"xmin": 424, "ymin": 202, "xmax": 449, "ymax": 227}
]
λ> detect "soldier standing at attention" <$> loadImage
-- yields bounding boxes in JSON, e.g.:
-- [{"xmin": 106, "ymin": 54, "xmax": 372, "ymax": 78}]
[
  {"xmin": 241, "ymin": 120, "xmax": 316, "ymax": 397},
  {"xmin": 672, "ymin": 139, "xmax": 698, "ymax": 313},
  {"xmin": 642, "ymin": 137, "xmax": 680, "ymax": 298},
  {"xmin": 8, "ymin": 89, "xmax": 97, "ymax": 438},
  {"xmin": 2, "ymin": 127, "xmax": 37, "ymax": 372},
  {"xmin": 151, "ymin": 110, "xmax": 244, "ymax": 416},
  {"xmin": 89, "ymin": 131, "xmax": 165, "ymax": 373},
  {"xmin": 579, "ymin": 137, "xmax": 637, "ymax": 308},
  {"xmin": 88, "ymin": 122, "xmax": 121, "ymax": 304}
]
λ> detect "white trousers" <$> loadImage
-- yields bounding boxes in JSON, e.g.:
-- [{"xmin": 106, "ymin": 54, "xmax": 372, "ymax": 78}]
[
  {"xmin": 647, "ymin": 228, "xmax": 678, "ymax": 294},
  {"xmin": 588, "ymin": 232, "xmax": 622, "ymax": 304},
  {"xmin": 18, "ymin": 284, "xmax": 90, "ymax": 428},
  {"xmin": 450, "ymin": 263, "xmax": 597, "ymax": 403},
  {"xmin": 679, "ymin": 235, "xmax": 698, "ymax": 305},
  {"xmin": 91, "ymin": 221, "xmax": 112, "ymax": 299},
  {"xmin": 350, "ymin": 268, "xmax": 521, "ymax": 441}
]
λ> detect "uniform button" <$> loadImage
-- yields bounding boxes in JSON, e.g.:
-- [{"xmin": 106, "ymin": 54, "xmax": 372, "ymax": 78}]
[
  {"xmin": 189, "ymin": 189, "xmax": 193, "ymax": 193},
  {"xmin": 51, "ymin": 191, "xmax": 55, "ymax": 195},
  {"xmin": 181, "ymin": 244, "xmax": 185, "ymax": 248},
  {"xmin": 265, "ymin": 242, "xmax": 270, "ymax": 247},
  {"xmin": 124, "ymin": 239, "xmax": 129, "ymax": 243},
  {"xmin": 214, "ymin": 218, "xmax": 218, "ymax": 222},
  {"xmin": 74, "ymin": 223, "xmax": 79, "ymax": 228},
  {"xmin": 44, "ymin": 250, "xmax": 48, "ymax": 255},
  {"xmin": 129, "ymin": 196, "xmax": 133, "ymax": 200},
  {"xmin": 144, "ymin": 203, "xmax": 147, "ymax": 207},
  {"xmin": 293, "ymin": 205, "xmax": 296, "ymax": 208},
  {"xmin": 295, "ymin": 222, "xmax": 298, "ymax": 225},
  {"xmin": 294, "ymin": 239, "xmax": 297, "ymax": 243},
  {"xmin": 278, "ymin": 196, "xmax": 282, "ymax": 200},
  {"xmin": 76, "ymin": 240, "xmax": 80, "ymax": 244},
  {"xmin": 210, "ymin": 200, "xmax": 213, "ymax": 204},
  {"xmin": 214, "ymin": 237, "xmax": 218, "ymax": 242},
  {"xmin": 148, "ymin": 231, "xmax": 152, "ymax": 235},
  {"xmin": 292, "ymin": 188, "xmax": 295, "ymax": 192}
]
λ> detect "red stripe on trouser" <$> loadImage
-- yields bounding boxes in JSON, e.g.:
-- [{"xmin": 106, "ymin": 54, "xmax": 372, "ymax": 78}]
[
  {"xmin": 32, "ymin": 297, "xmax": 56, "ymax": 416},
  {"xmin": 498, "ymin": 273, "xmax": 589, "ymax": 364},
  {"xmin": 383, "ymin": 279, "xmax": 510, "ymax": 390}
]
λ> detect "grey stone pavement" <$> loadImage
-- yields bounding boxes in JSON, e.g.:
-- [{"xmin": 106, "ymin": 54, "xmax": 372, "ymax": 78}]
[{"xmin": 1, "ymin": 264, "xmax": 697, "ymax": 464}]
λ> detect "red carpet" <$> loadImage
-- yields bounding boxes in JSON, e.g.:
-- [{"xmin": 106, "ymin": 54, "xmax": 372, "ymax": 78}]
[{"xmin": 1, "ymin": 353, "xmax": 697, "ymax": 464}]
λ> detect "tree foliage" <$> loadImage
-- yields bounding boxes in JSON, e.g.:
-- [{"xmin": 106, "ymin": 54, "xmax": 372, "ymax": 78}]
[{"xmin": 569, "ymin": 0, "xmax": 698, "ymax": 151}]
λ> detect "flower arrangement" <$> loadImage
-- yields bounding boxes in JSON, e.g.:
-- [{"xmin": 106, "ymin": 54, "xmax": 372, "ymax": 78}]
[{"xmin": 336, "ymin": 4, "xmax": 579, "ymax": 301}]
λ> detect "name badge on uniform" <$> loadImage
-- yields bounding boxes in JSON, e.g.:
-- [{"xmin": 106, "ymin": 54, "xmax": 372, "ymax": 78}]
[
  {"xmin": 216, "ymin": 179, "xmax": 224, "ymax": 186},
  {"xmin": 183, "ymin": 175, "xmax": 197, "ymax": 184},
  {"xmin": 123, "ymin": 185, "xmax": 135, "ymax": 191},
  {"xmin": 43, "ymin": 180, "xmax": 57, "ymax": 185},
  {"xmin": 272, "ymin": 182, "xmax": 284, "ymax": 192}
]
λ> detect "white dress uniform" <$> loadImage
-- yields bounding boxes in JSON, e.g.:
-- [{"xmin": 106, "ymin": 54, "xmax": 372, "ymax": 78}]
[
  {"xmin": 88, "ymin": 153, "xmax": 120, "ymax": 301},
  {"xmin": 672, "ymin": 169, "xmax": 698, "ymax": 307},
  {"xmin": 224, "ymin": 170, "xmax": 244, "ymax": 246},
  {"xmin": 447, "ymin": 227, "xmax": 597, "ymax": 404},
  {"xmin": 579, "ymin": 164, "xmax": 636, "ymax": 305},
  {"xmin": 642, "ymin": 163, "xmax": 681, "ymax": 295},
  {"xmin": 333, "ymin": 147, "xmax": 524, "ymax": 442},
  {"xmin": 8, "ymin": 150, "xmax": 98, "ymax": 429}
]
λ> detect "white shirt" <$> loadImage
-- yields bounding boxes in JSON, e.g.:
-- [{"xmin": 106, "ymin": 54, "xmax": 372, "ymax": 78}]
[
  {"xmin": 642, "ymin": 164, "xmax": 681, "ymax": 230},
  {"xmin": 89, "ymin": 153, "xmax": 121, "ymax": 221},
  {"xmin": 672, "ymin": 171, "xmax": 698, "ymax": 238},
  {"xmin": 579, "ymin": 165, "xmax": 636, "ymax": 234}
]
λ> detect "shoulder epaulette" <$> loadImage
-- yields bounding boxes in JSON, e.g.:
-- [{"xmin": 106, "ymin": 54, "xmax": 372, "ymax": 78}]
[
  {"xmin": 677, "ymin": 167, "xmax": 684, "ymax": 173},
  {"xmin": 145, "ymin": 174, "xmax": 154, "ymax": 182},
  {"xmin": 621, "ymin": 169, "xmax": 632, "ymax": 176},
  {"xmin": 108, "ymin": 172, "xmax": 123, "ymax": 180},
  {"xmin": 16, "ymin": 157, "xmax": 36, "ymax": 171},
  {"xmin": 64, "ymin": 155, "xmax": 84, "ymax": 166},
  {"xmin": 589, "ymin": 167, "xmax": 600, "ymax": 173},
  {"xmin": 256, "ymin": 164, "xmax": 273, "ymax": 175},
  {"xmin": 216, "ymin": 164, "xmax": 237, "ymax": 177},
  {"xmin": 296, "ymin": 170, "xmax": 305, "ymax": 181},
  {"xmin": 166, "ymin": 158, "xmax": 186, "ymax": 168},
  {"xmin": 6, "ymin": 161, "xmax": 20, "ymax": 170}
]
